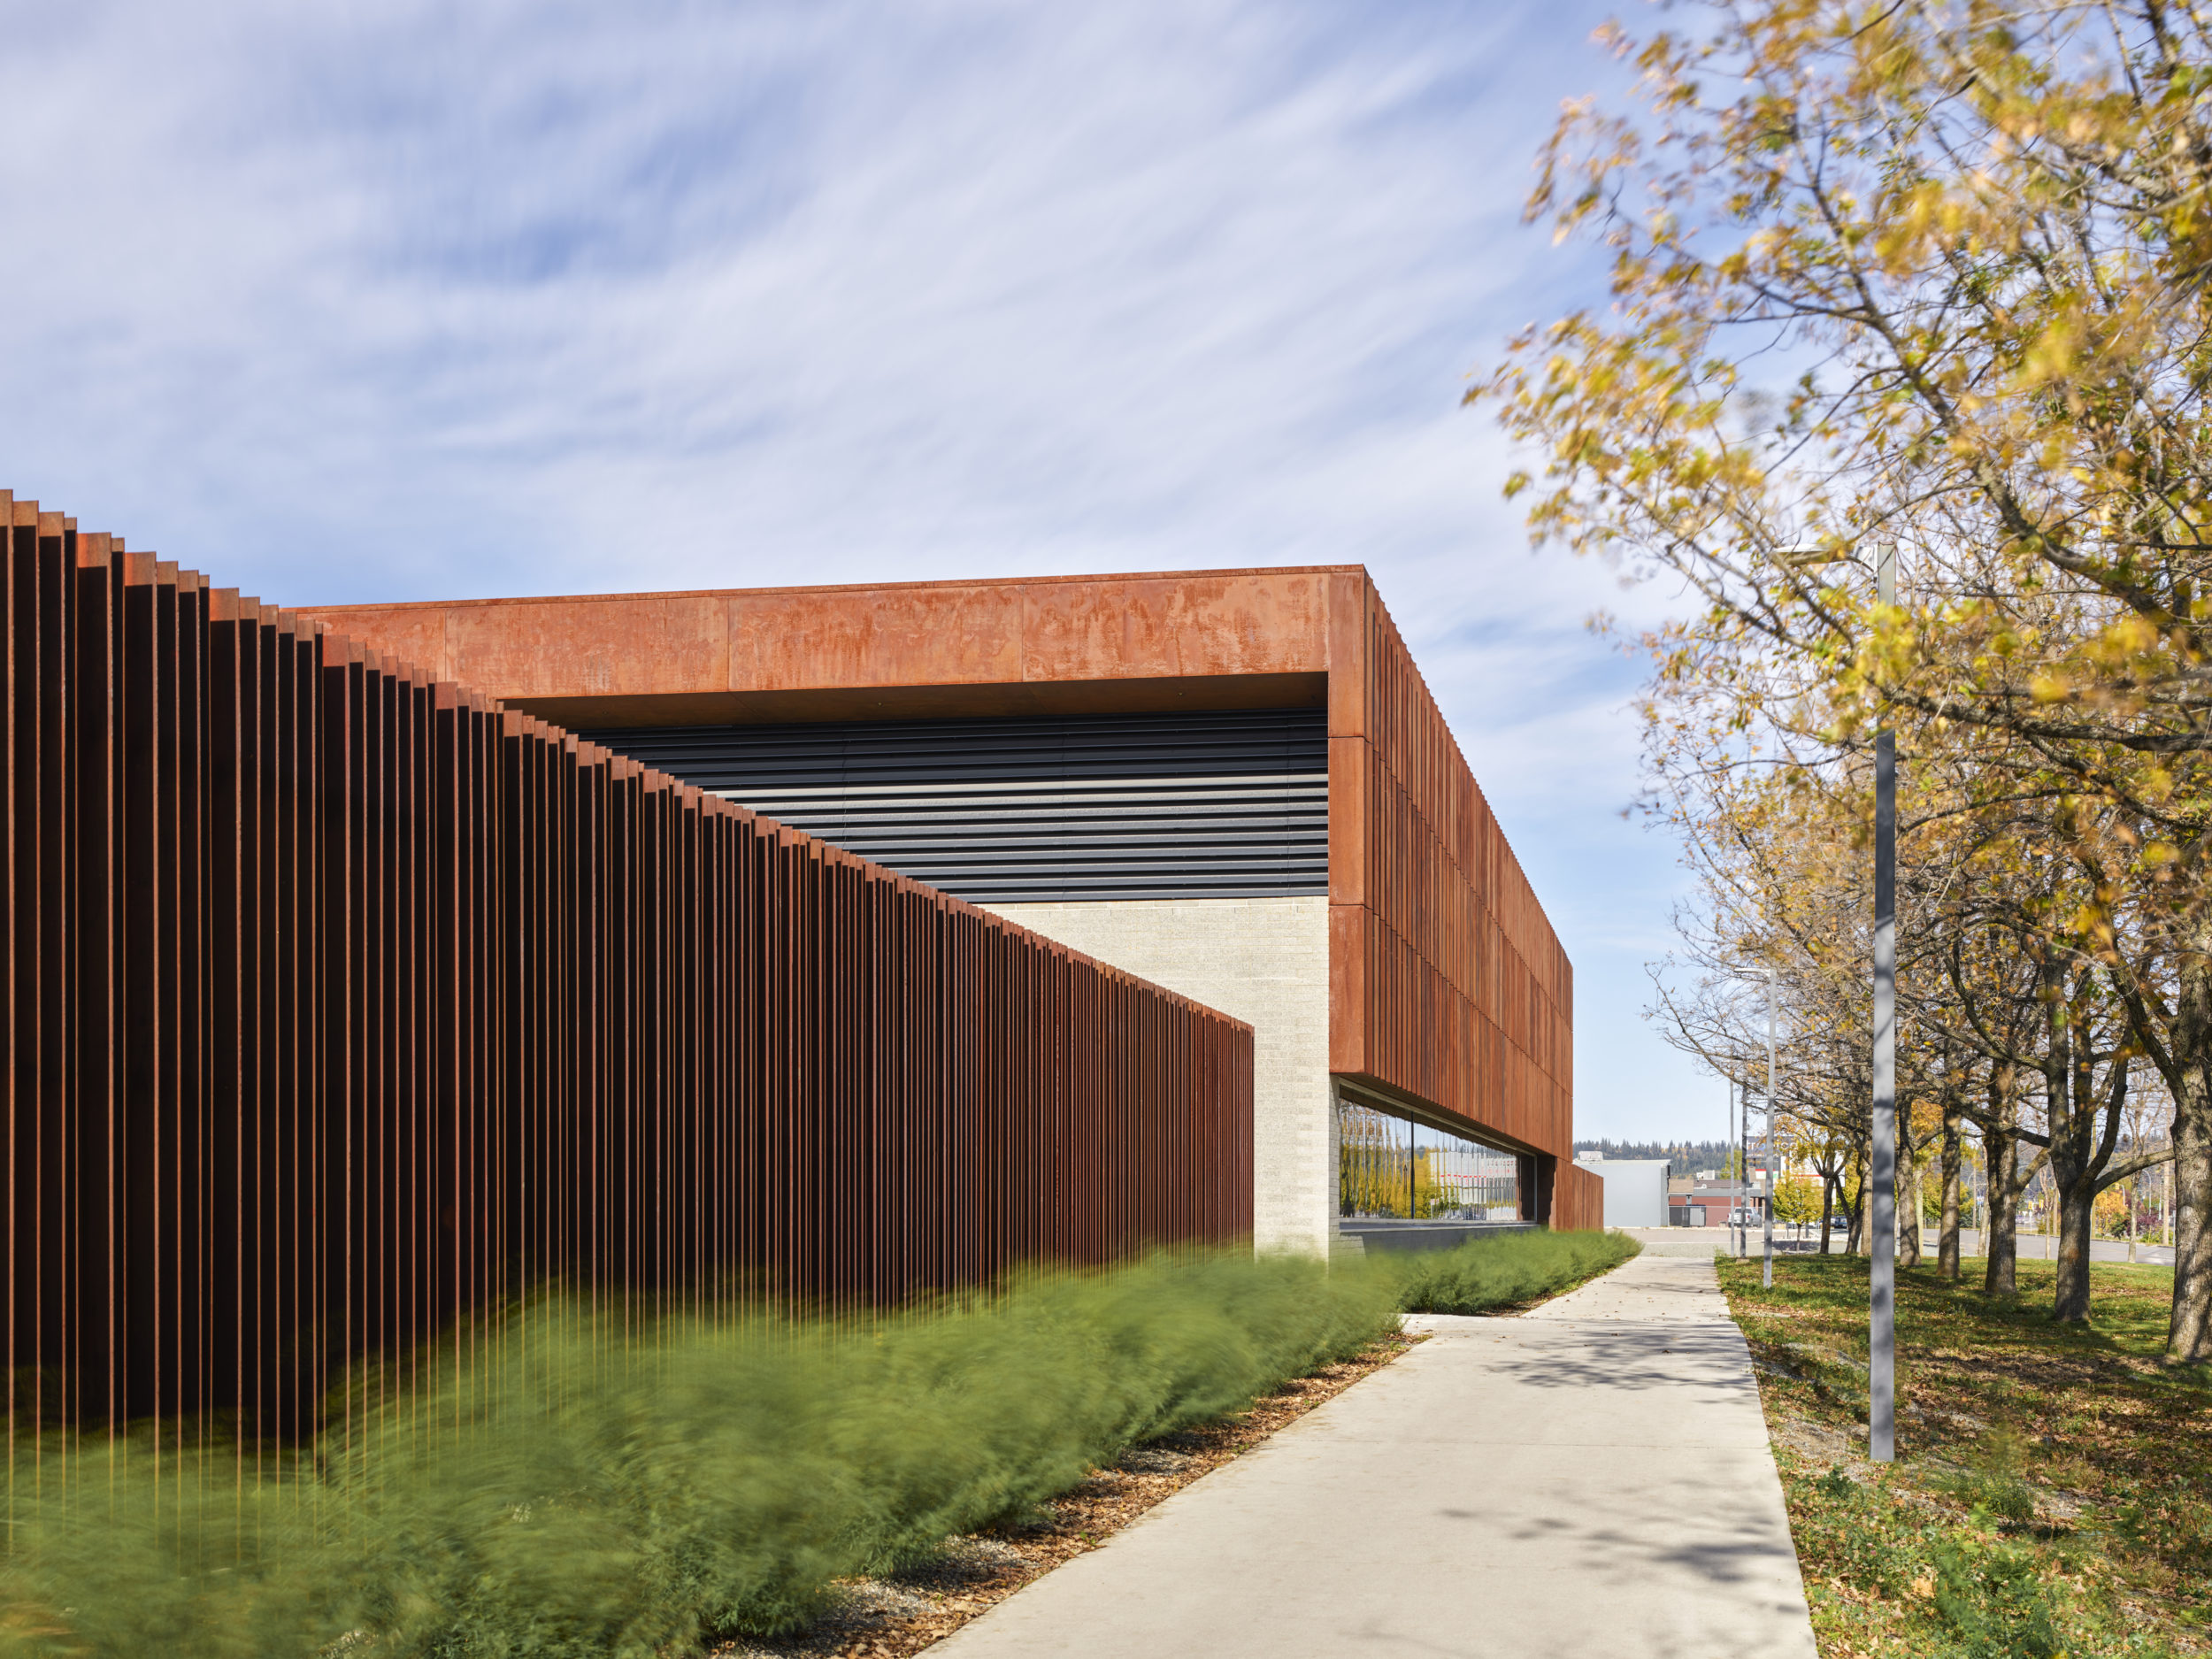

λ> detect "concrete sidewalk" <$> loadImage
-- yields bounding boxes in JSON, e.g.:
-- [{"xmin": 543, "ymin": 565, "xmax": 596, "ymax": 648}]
[{"xmin": 929, "ymin": 1249, "xmax": 1816, "ymax": 1659}]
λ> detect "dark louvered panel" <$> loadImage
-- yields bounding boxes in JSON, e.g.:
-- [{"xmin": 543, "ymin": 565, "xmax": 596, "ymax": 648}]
[{"xmin": 580, "ymin": 709, "xmax": 1329, "ymax": 902}]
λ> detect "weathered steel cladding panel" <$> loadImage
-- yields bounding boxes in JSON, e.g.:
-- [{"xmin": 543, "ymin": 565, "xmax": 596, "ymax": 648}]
[
  {"xmin": 308, "ymin": 570, "xmax": 1336, "ymax": 710},
  {"xmin": 1325, "ymin": 573, "xmax": 1587, "ymax": 1225},
  {"xmin": 1, "ymin": 493, "xmax": 1254, "ymax": 1443},
  {"xmin": 1554, "ymin": 1163, "xmax": 1602, "ymax": 1233},
  {"xmin": 305, "ymin": 564, "xmax": 1586, "ymax": 1224}
]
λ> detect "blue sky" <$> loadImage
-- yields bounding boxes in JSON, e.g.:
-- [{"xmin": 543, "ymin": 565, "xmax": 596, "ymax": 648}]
[{"xmin": 0, "ymin": 0, "xmax": 1724, "ymax": 1141}]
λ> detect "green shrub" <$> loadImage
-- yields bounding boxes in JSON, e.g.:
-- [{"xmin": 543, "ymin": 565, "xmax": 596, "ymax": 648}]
[
  {"xmin": 1931, "ymin": 1535, "xmax": 2066, "ymax": 1659},
  {"xmin": 0, "ymin": 1231, "xmax": 1632, "ymax": 1658},
  {"xmin": 1937, "ymin": 1430, "xmax": 2039, "ymax": 1528},
  {"xmin": 1386, "ymin": 1226, "xmax": 1639, "ymax": 1314},
  {"xmin": 0, "ymin": 1250, "xmax": 1400, "ymax": 1658}
]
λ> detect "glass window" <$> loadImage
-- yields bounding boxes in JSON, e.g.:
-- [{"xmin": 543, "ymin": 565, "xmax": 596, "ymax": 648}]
[{"xmin": 1338, "ymin": 1098, "xmax": 1519, "ymax": 1220}]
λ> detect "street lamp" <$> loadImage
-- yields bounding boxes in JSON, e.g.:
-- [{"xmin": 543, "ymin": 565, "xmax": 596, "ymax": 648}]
[
  {"xmin": 1740, "ymin": 1080, "xmax": 1753, "ymax": 1256},
  {"xmin": 1778, "ymin": 541, "xmax": 1898, "ymax": 1464},
  {"xmin": 1727, "ymin": 1072, "xmax": 1738, "ymax": 1254},
  {"xmin": 1739, "ymin": 1079, "xmax": 1750, "ymax": 1260},
  {"xmin": 1765, "ymin": 964, "xmax": 1777, "ymax": 1289}
]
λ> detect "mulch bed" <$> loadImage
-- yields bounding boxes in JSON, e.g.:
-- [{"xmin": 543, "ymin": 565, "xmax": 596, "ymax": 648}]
[{"xmin": 710, "ymin": 1330, "xmax": 1422, "ymax": 1658}]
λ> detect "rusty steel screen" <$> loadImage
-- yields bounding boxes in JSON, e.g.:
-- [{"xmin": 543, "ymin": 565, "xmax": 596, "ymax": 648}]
[{"xmin": 1, "ymin": 493, "xmax": 1254, "ymax": 1448}]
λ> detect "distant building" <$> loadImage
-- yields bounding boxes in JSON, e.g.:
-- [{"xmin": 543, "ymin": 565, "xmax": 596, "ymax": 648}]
[
  {"xmin": 1573, "ymin": 1156, "xmax": 1670, "ymax": 1229},
  {"xmin": 1669, "ymin": 1182, "xmax": 1769, "ymax": 1229}
]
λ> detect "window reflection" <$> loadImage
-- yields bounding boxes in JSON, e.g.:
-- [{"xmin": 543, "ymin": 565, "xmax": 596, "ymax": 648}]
[{"xmin": 1337, "ymin": 1100, "xmax": 1518, "ymax": 1220}]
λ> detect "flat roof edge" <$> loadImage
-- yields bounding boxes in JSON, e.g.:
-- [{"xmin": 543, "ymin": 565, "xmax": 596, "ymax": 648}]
[{"xmin": 300, "ymin": 562, "xmax": 1372, "ymax": 614}]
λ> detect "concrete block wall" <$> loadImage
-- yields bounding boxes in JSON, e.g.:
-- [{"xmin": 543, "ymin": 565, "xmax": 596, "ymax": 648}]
[{"xmin": 983, "ymin": 896, "xmax": 1333, "ymax": 1256}]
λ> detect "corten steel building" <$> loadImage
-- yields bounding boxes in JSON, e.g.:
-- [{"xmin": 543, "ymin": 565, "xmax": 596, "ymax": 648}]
[{"xmin": 304, "ymin": 566, "xmax": 1599, "ymax": 1247}]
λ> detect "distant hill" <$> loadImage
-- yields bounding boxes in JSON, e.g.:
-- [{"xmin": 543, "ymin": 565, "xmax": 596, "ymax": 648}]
[{"xmin": 1573, "ymin": 1140, "xmax": 1733, "ymax": 1180}]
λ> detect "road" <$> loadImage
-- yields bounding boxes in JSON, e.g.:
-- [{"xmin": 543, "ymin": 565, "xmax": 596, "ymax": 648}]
[{"xmin": 1640, "ymin": 1225, "xmax": 2176, "ymax": 1267}]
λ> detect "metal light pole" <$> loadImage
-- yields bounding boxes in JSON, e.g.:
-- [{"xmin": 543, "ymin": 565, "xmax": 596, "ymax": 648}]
[
  {"xmin": 1740, "ymin": 1079, "xmax": 1750, "ymax": 1260},
  {"xmin": 1764, "ymin": 964, "xmax": 1778, "ymax": 1287},
  {"xmin": 1776, "ymin": 539, "xmax": 1899, "ymax": 1463},
  {"xmin": 1869, "ymin": 543, "xmax": 1898, "ymax": 1463},
  {"xmin": 1726, "ymin": 1076, "xmax": 1737, "ymax": 1253}
]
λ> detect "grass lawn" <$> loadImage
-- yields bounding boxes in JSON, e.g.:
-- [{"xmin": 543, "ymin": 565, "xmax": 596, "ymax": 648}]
[{"xmin": 1718, "ymin": 1253, "xmax": 2212, "ymax": 1659}]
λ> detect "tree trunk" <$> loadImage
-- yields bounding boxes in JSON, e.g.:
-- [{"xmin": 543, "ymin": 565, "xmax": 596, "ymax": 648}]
[
  {"xmin": 2170, "ymin": 937, "xmax": 2212, "ymax": 1363},
  {"xmin": 1818, "ymin": 1171, "xmax": 1834, "ymax": 1256},
  {"xmin": 2054, "ymin": 1175, "xmax": 2095, "ymax": 1324},
  {"xmin": 1984, "ymin": 1125, "xmax": 2020, "ymax": 1297},
  {"xmin": 1847, "ymin": 1161, "xmax": 1867, "ymax": 1256},
  {"xmin": 2037, "ymin": 949, "xmax": 2086, "ymax": 1323},
  {"xmin": 2175, "ymin": 1109, "xmax": 2212, "ymax": 1361},
  {"xmin": 1939, "ymin": 1108, "xmax": 1962, "ymax": 1282},
  {"xmin": 1899, "ymin": 1148, "xmax": 1924, "ymax": 1270}
]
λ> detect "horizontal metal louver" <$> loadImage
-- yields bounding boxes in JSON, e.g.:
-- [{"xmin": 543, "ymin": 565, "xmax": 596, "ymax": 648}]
[{"xmin": 580, "ymin": 707, "xmax": 1328, "ymax": 902}]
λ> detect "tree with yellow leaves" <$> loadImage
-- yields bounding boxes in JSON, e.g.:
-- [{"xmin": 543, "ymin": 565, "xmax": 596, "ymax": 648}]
[
  {"xmin": 1639, "ymin": 654, "xmax": 2169, "ymax": 1318},
  {"xmin": 1481, "ymin": 0, "xmax": 2212, "ymax": 1361}
]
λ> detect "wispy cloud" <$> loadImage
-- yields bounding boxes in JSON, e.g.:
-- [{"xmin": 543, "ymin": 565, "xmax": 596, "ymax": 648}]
[{"xmin": 0, "ymin": 0, "xmax": 1717, "ymax": 1133}]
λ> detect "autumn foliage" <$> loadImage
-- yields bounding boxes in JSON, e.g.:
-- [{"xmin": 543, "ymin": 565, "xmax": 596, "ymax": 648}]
[{"xmin": 1479, "ymin": 0, "xmax": 2212, "ymax": 1356}]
